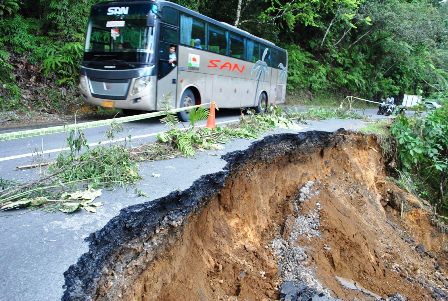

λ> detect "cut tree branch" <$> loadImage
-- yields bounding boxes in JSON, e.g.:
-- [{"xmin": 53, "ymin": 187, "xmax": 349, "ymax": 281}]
[
  {"xmin": 349, "ymin": 28, "xmax": 373, "ymax": 48},
  {"xmin": 321, "ymin": 14, "xmax": 337, "ymax": 47}
]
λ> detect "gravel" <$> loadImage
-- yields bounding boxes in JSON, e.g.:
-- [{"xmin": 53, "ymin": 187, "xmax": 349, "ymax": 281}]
[
  {"xmin": 272, "ymin": 181, "xmax": 335, "ymax": 301},
  {"xmin": 289, "ymin": 205, "xmax": 321, "ymax": 241},
  {"xmin": 298, "ymin": 181, "xmax": 319, "ymax": 204}
]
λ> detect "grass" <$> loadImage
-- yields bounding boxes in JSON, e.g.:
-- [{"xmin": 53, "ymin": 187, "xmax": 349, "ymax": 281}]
[
  {"xmin": 286, "ymin": 91, "xmax": 343, "ymax": 107},
  {"xmin": 286, "ymin": 107, "xmax": 366, "ymax": 121},
  {"xmin": 359, "ymin": 119, "xmax": 395, "ymax": 163},
  {"xmin": 0, "ymin": 104, "xmax": 370, "ymax": 214},
  {"xmin": 359, "ymin": 119, "xmax": 391, "ymax": 137},
  {"xmin": 286, "ymin": 91, "xmax": 378, "ymax": 109},
  {"xmin": 0, "ymin": 127, "xmax": 140, "ymax": 213},
  {"xmin": 131, "ymin": 142, "xmax": 181, "ymax": 162},
  {"xmin": 155, "ymin": 106, "xmax": 299, "ymax": 157},
  {"xmin": 0, "ymin": 108, "xmax": 297, "ymax": 213}
]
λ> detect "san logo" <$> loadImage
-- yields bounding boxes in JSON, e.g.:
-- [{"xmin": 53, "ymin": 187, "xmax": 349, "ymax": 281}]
[
  {"xmin": 107, "ymin": 7, "xmax": 129, "ymax": 15},
  {"xmin": 208, "ymin": 60, "xmax": 245, "ymax": 74}
]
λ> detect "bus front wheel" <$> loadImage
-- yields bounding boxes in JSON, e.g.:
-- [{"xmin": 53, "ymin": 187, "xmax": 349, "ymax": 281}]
[
  {"xmin": 255, "ymin": 92, "xmax": 268, "ymax": 114},
  {"xmin": 178, "ymin": 89, "xmax": 195, "ymax": 122}
]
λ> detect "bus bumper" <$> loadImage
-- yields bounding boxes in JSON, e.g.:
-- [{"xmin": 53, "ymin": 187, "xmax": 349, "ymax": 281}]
[{"xmin": 79, "ymin": 75, "xmax": 158, "ymax": 111}]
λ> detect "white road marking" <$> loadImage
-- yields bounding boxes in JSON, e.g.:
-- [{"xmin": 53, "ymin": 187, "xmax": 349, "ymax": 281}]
[{"xmin": 0, "ymin": 119, "xmax": 239, "ymax": 163}]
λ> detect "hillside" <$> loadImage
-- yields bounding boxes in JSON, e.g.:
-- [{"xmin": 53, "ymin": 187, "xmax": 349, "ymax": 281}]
[
  {"xmin": 0, "ymin": 0, "xmax": 447, "ymax": 113},
  {"xmin": 63, "ymin": 131, "xmax": 448, "ymax": 301}
]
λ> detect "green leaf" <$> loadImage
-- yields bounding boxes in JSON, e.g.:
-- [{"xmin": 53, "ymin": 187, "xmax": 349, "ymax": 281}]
[
  {"xmin": 364, "ymin": 16, "xmax": 372, "ymax": 25},
  {"xmin": 1, "ymin": 199, "xmax": 31, "ymax": 211},
  {"xmin": 61, "ymin": 189, "xmax": 102, "ymax": 202},
  {"xmin": 188, "ymin": 107, "xmax": 209, "ymax": 128},
  {"xmin": 30, "ymin": 197, "xmax": 49, "ymax": 207},
  {"xmin": 59, "ymin": 202, "xmax": 81, "ymax": 213},
  {"xmin": 83, "ymin": 206, "xmax": 97, "ymax": 213}
]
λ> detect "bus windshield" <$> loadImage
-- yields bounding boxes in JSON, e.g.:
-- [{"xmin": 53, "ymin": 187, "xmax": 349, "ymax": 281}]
[
  {"xmin": 84, "ymin": 3, "xmax": 156, "ymax": 64},
  {"xmin": 86, "ymin": 16, "xmax": 152, "ymax": 53}
]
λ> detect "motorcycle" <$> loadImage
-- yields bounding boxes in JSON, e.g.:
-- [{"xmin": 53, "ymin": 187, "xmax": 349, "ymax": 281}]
[
  {"xmin": 377, "ymin": 102, "xmax": 395, "ymax": 116},
  {"xmin": 377, "ymin": 97, "xmax": 401, "ymax": 116},
  {"xmin": 377, "ymin": 102, "xmax": 405, "ymax": 116}
]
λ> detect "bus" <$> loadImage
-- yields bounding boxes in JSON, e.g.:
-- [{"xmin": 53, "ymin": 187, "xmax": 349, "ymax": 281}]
[{"xmin": 79, "ymin": 0, "xmax": 288, "ymax": 121}]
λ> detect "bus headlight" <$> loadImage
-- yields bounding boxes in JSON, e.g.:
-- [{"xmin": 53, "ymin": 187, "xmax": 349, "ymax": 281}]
[
  {"xmin": 79, "ymin": 75, "xmax": 90, "ymax": 92},
  {"xmin": 131, "ymin": 76, "xmax": 151, "ymax": 96}
]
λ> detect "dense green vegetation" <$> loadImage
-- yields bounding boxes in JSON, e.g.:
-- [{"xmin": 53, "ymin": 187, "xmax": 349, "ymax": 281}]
[
  {"xmin": 0, "ymin": 0, "xmax": 446, "ymax": 111},
  {"xmin": 391, "ymin": 103, "xmax": 448, "ymax": 214},
  {"xmin": 0, "ymin": 0, "xmax": 98, "ymax": 111},
  {"xmin": 360, "ymin": 102, "xmax": 448, "ymax": 215},
  {"xmin": 0, "ymin": 0, "xmax": 447, "ymax": 214}
]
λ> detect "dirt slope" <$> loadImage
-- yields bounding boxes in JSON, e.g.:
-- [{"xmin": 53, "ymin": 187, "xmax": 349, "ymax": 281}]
[{"xmin": 63, "ymin": 131, "xmax": 447, "ymax": 301}]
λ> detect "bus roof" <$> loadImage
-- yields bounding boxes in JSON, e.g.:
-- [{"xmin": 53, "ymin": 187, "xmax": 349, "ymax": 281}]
[{"xmin": 93, "ymin": 0, "xmax": 285, "ymax": 53}]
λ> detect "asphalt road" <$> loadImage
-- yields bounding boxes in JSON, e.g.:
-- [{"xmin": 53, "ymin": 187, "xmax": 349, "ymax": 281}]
[
  {"xmin": 0, "ymin": 108, "xmax": 384, "ymax": 301},
  {"xmin": 0, "ymin": 109, "xmax": 244, "ymax": 182}
]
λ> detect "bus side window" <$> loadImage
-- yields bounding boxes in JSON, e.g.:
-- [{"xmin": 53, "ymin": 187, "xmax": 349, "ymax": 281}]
[
  {"xmin": 158, "ymin": 25, "xmax": 178, "ymax": 79},
  {"xmin": 246, "ymin": 40, "xmax": 260, "ymax": 63},
  {"xmin": 158, "ymin": 43, "xmax": 176, "ymax": 79},
  {"xmin": 192, "ymin": 19, "xmax": 205, "ymax": 49},
  {"xmin": 180, "ymin": 14, "xmax": 205, "ymax": 49},
  {"xmin": 208, "ymin": 25, "xmax": 226, "ymax": 55},
  {"xmin": 261, "ymin": 46, "xmax": 271, "ymax": 65},
  {"xmin": 271, "ymin": 49, "xmax": 279, "ymax": 68},
  {"xmin": 161, "ymin": 7, "xmax": 179, "ymax": 26},
  {"xmin": 180, "ymin": 15, "xmax": 193, "ymax": 45},
  {"xmin": 229, "ymin": 34, "xmax": 244, "ymax": 59},
  {"xmin": 160, "ymin": 26, "xmax": 178, "ymax": 44}
]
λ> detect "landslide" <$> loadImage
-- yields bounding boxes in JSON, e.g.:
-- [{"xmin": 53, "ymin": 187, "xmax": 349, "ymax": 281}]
[{"xmin": 63, "ymin": 131, "xmax": 448, "ymax": 301}]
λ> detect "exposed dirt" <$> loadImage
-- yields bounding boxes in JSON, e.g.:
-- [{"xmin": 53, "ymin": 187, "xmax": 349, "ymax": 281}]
[
  {"xmin": 2, "ymin": 53, "xmax": 82, "ymax": 113},
  {"xmin": 0, "ymin": 52, "xmax": 108, "ymax": 130},
  {"xmin": 63, "ymin": 131, "xmax": 448, "ymax": 301}
]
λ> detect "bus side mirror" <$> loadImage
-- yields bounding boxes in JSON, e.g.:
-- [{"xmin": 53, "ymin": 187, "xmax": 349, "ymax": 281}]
[{"xmin": 147, "ymin": 14, "xmax": 155, "ymax": 27}]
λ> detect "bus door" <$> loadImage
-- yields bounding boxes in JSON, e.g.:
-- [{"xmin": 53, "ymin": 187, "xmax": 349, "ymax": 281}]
[{"xmin": 156, "ymin": 25, "xmax": 179, "ymax": 110}]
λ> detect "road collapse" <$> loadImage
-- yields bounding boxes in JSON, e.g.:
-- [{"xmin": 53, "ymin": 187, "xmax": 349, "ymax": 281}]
[{"xmin": 63, "ymin": 130, "xmax": 448, "ymax": 301}]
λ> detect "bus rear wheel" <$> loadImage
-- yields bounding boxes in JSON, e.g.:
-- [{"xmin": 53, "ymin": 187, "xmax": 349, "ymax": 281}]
[
  {"xmin": 178, "ymin": 89, "xmax": 195, "ymax": 122},
  {"xmin": 255, "ymin": 92, "xmax": 268, "ymax": 114}
]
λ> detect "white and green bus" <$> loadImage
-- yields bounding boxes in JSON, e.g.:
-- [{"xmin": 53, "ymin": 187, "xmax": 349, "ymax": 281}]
[{"xmin": 79, "ymin": 0, "xmax": 288, "ymax": 121}]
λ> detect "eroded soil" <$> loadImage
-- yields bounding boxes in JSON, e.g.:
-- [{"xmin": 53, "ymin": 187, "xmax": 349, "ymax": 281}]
[{"xmin": 63, "ymin": 131, "xmax": 447, "ymax": 301}]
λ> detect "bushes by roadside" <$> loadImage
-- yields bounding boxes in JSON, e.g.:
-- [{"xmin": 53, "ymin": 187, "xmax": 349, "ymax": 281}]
[{"xmin": 391, "ymin": 98, "xmax": 448, "ymax": 214}]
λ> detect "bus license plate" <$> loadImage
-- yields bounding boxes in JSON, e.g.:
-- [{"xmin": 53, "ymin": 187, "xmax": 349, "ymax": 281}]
[{"xmin": 102, "ymin": 101, "xmax": 115, "ymax": 108}]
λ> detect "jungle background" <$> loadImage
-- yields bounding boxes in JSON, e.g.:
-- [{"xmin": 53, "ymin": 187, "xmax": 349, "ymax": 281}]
[
  {"xmin": 0, "ymin": 0, "xmax": 446, "ymax": 112},
  {"xmin": 0, "ymin": 0, "xmax": 447, "ymax": 214}
]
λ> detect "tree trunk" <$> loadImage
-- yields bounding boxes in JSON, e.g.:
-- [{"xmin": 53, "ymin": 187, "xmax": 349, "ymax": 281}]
[
  {"xmin": 321, "ymin": 15, "xmax": 336, "ymax": 47},
  {"xmin": 235, "ymin": 0, "xmax": 243, "ymax": 27}
]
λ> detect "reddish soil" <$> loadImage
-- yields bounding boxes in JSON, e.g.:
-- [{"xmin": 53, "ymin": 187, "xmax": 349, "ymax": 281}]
[{"xmin": 91, "ymin": 133, "xmax": 447, "ymax": 301}]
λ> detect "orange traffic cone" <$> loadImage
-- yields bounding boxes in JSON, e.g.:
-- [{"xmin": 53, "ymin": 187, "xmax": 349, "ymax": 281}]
[{"xmin": 205, "ymin": 101, "xmax": 216, "ymax": 129}]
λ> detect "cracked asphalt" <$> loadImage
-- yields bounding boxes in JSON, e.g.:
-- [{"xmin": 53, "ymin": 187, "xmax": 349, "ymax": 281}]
[{"xmin": 0, "ymin": 109, "xmax": 385, "ymax": 301}]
